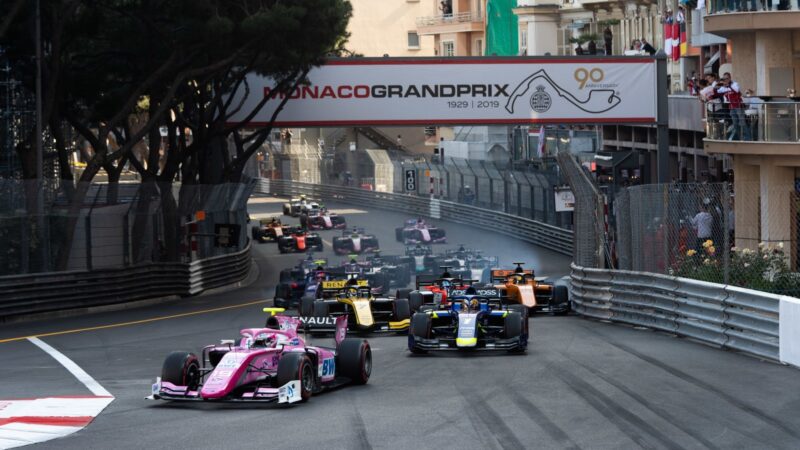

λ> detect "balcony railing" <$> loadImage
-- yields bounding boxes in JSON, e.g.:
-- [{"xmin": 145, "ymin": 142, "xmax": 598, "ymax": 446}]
[
  {"xmin": 416, "ymin": 11, "xmax": 483, "ymax": 28},
  {"xmin": 704, "ymin": 100, "xmax": 800, "ymax": 142},
  {"xmin": 706, "ymin": 0, "xmax": 799, "ymax": 14}
]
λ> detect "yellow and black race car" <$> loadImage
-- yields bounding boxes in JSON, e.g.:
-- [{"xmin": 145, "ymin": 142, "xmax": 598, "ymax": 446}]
[
  {"xmin": 492, "ymin": 263, "xmax": 570, "ymax": 315},
  {"xmin": 299, "ymin": 278, "xmax": 411, "ymax": 333}
]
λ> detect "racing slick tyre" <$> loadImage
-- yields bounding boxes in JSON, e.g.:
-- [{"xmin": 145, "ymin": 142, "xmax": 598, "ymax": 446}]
[
  {"xmin": 394, "ymin": 298, "xmax": 411, "ymax": 321},
  {"xmin": 553, "ymin": 284, "xmax": 570, "ymax": 316},
  {"xmin": 395, "ymin": 288, "xmax": 412, "ymax": 300},
  {"xmin": 395, "ymin": 227, "xmax": 404, "ymax": 242},
  {"xmin": 407, "ymin": 291, "xmax": 424, "ymax": 312},
  {"xmin": 315, "ymin": 242, "xmax": 324, "ymax": 252},
  {"xmin": 300, "ymin": 296, "xmax": 316, "ymax": 317},
  {"xmin": 408, "ymin": 313, "xmax": 431, "ymax": 354},
  {"xmin": 276, "ymin": 352, "xmax": 314, "ymax": 402},
  {"xmin": 161, "ymin": 352, "xmax": 201, "ymax": 390},
  {"xmin": 503, "ymin": 312, "xmax": 526, "ymax": 353},
  {"xmin": 251, "ymin": 226, "xmax": 261, "ymax": 242},
  {"xmin": 283, "ymin": 204, "xmax": 291, "ymax": 216},
  {"xmin": 279, "ymin": 269, "xmax": 294, "ymax": 283},
  {"xmin": 312, "ymin": 301, "xmax": 329, "ymax": 317},
  {"xmin": 506, "ymin": 304, "xmax": 529, "ymax": 334},
  {"xmin": 337, "ymin": 338, "xmax": 371, "ymax": 385}
]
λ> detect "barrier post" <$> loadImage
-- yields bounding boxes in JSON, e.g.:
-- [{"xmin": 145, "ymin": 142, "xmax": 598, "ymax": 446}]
[{"xmin": 656, "ymin": 50, "xmax": 670, "ymax": 183}]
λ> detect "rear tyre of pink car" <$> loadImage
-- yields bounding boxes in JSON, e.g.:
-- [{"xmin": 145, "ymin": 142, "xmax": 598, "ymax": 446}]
[
  {"xmin": 337, "ymin": 338, "xmax": 371, "ymax": 385},
  {"xmin": 277, "ymin": 353, "xmax": 313, "ymax": 402},
  {"xmin": 161, "ymin": 352, "xmax": 201, "ymax": 390}
]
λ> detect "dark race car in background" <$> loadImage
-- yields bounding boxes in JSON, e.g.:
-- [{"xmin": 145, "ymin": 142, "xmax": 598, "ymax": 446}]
[
  {"xmin": 301, "ymin": 208, "xmax": 347, "ymax": 230},
  {"xmin": 339, "ymin": 253, "xmax": 412, "ymax": 293},
  {"xmin": 333, "ymin": 228, "xmax": 379, "ymax": 255},
  {"xmin": 274, "ymin": 256, "xmax": 332, "ymax": 308},
  {"xmin": 277, "ymin": 227, "xmax": 324, "ymax": 254},
  {"xmin": 395, "ymin": 219, "xmax": 446, "ymax": 245}
]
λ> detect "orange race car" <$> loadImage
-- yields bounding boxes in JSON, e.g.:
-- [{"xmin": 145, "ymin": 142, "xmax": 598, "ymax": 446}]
[
  {"xmin": 492, "ymin": 263, "xmax": 570, "ymax": 315},
  {"xmin": 251, "ymin": 217, "xmax": 290, "ymax": 243}
]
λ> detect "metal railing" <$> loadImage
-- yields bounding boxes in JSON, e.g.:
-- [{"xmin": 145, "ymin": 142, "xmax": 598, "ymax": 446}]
[
  {"xmin": 704, "ymin": 101, "xmax": 800, "ymax": 142},
  {"xmin": 255, "ymin": 178, "xmax": 574, "ymax": 256},
  {"xmin": 706, "ymin": 0, "xmax": 799, "ymax": 14},
  {"xmin": 416, "ymin": 11, "xmax": 483, "ymax": 27},
  {"xmin": 571, "ymin": 263, "xmax": 781, "ymax": 361},
  {"xmin": 0, "ymin": 242, "xmax": 252, "ymax": 323}
]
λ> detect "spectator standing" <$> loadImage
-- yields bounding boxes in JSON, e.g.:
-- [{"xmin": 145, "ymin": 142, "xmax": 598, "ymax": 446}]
[
  {"xmin": 641, "ymin": 38, "xmax": 657, "ymax": 55},
  {"xmin": 604, "ymin": 27, "xmax": 613, "ymax": 55},
  {"xmin": 691, "ymin": 204, "xmax": 714, "ymax": 251},
  {"xmin": 588, "ymin": 40, "xmax": 597, "ymax": 55},
  {"xmin": 717, "ymin": 73, "xmax": 748, "ymax": 140},
  {"xmin": 743, "ymin": 89, "xmax": 763, "ymax": 141}
]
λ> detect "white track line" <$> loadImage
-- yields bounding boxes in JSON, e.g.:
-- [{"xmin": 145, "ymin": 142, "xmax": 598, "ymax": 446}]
[{"xmin": 27, "ymin": 338, "xmax": 112, "ymax": 397}]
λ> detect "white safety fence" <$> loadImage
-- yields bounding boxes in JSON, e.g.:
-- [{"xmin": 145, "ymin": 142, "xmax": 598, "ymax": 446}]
[{"xmin": 571, "ymin": 264, "xmax": 800, "ymax": 367}]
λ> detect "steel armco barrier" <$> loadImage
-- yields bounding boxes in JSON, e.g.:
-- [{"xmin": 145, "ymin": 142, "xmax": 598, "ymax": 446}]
[
  {"xmin": 0, "ymin": 243, "xmax": 252, "ymax": 323},
  {"xmin": 255, "ymin": 178, "xmax": 574, "ymax": 256},
  {"xmin": 570, "ymin": 263, "xmax": 781, "ymax": 362}
]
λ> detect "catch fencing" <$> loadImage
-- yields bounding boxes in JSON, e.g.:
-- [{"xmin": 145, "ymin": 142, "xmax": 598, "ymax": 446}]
[
  {"xmin": 255, "ymin": 178, "xmax": 574, "ymax": 256},
  {"xmin": 270, "ymin": 150, "xmax": 573, "ymax": 230},
  {"xmin": 571, "ymin": 263, "xmax": 783, "ymax": 362},
  {"xmin": 0, "ymin": 180, "xmax": 254, "ymax": 276},
  {"xmin": 556, "ymin": 151, "xmax": 608, "ymax": 268},
  {"xmin": 613, "ymin": 183, "xmax": 800, "ymax": 297}
]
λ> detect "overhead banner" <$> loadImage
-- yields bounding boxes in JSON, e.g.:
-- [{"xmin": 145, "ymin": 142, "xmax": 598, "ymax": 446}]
[{"xmin": 227, "ymin": 57, "xmax": 657, "ymax": 127}]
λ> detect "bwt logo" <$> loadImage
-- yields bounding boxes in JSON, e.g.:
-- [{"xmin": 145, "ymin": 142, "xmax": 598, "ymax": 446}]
[{"xmin": 505, "ymin": 68, "xmax": 620, "ymax": 115}]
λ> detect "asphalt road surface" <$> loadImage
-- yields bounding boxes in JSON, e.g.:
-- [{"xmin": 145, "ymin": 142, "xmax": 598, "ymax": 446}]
[{"xmin": 1, "ymin": 195, "xmax": 799, "ymax": 449}]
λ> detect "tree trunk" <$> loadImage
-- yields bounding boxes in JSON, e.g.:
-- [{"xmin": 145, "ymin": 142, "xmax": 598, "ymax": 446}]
[
  {"xmin": 104, "ymin": 161, "xmax": 122, "ymax": 205},
  {"xmin": 54, "ymin": 162, "xmax": 101, "ymax": 271},
  {"xmin": 130, "ymin": 181, "xmax": 158, "ymax": 264},
  {"xmin": 158, "ymin": 181, "xmax": 180, "ymax": 262}
]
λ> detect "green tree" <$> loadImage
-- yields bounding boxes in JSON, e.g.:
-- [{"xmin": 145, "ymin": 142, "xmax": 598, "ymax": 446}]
[{"xmin": 1, "ymin": 0, "xmax": 352, "ymax": 270}]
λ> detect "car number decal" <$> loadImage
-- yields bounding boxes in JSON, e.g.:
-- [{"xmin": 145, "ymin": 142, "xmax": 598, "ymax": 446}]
[{"xmin": 320, "ymin": 358, "xmax": 335, "ymax": 377}]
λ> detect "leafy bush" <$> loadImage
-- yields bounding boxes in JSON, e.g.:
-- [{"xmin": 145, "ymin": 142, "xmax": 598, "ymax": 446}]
[{"xmin": 671, "ymin": 240, "xmax": 800, "ymax": 295}]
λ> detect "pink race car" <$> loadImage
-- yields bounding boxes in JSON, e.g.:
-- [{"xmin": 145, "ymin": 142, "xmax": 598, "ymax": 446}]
[{"xmin": 148, "ymin": 308, "xmax": 371, "ymax": 404}]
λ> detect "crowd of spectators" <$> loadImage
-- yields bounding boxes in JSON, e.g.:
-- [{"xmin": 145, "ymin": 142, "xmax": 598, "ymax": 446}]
[{"xmin": 691, "ymin": 71, "xmax": 758, "ymax": 141}]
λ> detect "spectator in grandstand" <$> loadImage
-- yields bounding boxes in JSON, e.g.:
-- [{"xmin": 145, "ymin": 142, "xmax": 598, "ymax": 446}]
[{"xmin": 743, "ymin": 89, "xmax": 763, "ymax": 141}]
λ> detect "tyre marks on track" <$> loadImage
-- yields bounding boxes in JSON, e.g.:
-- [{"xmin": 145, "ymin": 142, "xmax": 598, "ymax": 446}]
[
  {"xmin": 456, "ymin": 385, "xmax": 525, "ymax": 450},
  {"xmin": 505, "ymin": 390, "xmax": 581, "ymax": 450},
  {"xmin": 552, "ymin": 365, "xmax": 684, "ymax": 450},
  {"xmin": 566, "ymin": 356, "xmax": 720, "ymax": 450},
  {"xmin": 350, "ymin": 401, "xmax": 372, "ymax": 450},
  {"xmin": 595, "ymin": 332, "xmax": 800, "ymax": 442}
]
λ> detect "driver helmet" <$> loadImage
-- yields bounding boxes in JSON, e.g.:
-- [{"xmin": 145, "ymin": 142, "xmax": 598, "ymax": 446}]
[
  {"xmin": 469, "ymin": 298, "xmax": 480, "ymax": 311},
  {"xmin": 254, "ymin": 335, "xmax": 277, "ymax": 348}
]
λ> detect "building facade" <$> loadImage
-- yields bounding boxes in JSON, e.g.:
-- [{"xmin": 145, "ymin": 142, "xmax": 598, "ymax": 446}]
[
  {"xmin": 416, "ymin": 0, "xmax": 488, "ymax": 56},
  {"xmin": 346, "ymin": 0, "xmax": 436, "ymax": 57},
  {"xmin": 700, "ymin": 4, "xmax": 800, "ymax": 264}
]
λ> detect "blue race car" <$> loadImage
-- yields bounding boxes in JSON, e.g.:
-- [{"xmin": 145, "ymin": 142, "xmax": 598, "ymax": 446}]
[{"xmin": 407, "ymin": 288, "xmax": 528, "ymax": 354}]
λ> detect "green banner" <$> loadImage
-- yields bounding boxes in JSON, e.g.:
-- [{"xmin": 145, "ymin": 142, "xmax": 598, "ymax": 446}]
[{"xmin": 485, "ymin": 0, "xmax": 519, "ymax": 56}]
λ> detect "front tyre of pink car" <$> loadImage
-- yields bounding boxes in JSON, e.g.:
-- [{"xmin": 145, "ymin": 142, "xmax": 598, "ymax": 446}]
[
  {"xmin": 337, "ymin": 338, "xmax": 371, "ymax": 385},
  {"xmin": 161, "ymin": 351, "xmax": 201, "ymax": 391},
  {"xmin": 277, "ymin": 353, "xmax": 313, "ymax": 402}
]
